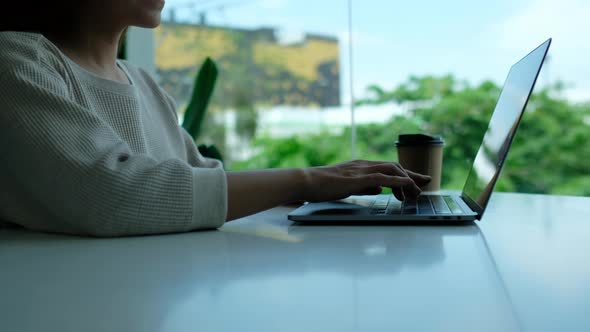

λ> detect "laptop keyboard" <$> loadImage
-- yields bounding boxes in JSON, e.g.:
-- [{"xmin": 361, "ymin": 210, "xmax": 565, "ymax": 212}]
[{"xmin": 369, "ymin": 195, "xmax": 464, "ymax": 215}]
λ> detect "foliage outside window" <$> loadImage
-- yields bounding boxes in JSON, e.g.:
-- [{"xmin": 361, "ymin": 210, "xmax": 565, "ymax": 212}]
[{"xmin": 155, "ymin": 2, "xmax": 590, "ymax": 197}]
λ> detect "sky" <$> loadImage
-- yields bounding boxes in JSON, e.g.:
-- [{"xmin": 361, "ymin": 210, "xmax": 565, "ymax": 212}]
[{"xmin": 164, "ymin": 0, "xmax": 590, "ymax": 103}]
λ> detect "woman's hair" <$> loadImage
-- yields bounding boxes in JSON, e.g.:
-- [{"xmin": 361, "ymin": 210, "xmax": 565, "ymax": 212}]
[
  {"xmin": 0, "ymin": 1, "xmax": 82, "ymax": 35},
  {"xmin": 2, "ymin": 1, "xmax": 127, "ymax": 58}
]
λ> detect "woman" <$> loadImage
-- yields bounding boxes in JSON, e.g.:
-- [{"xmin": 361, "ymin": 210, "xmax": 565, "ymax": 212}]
[{"xmin": 0, "ymin": 1, "xmax": 429, "ymax": 237}]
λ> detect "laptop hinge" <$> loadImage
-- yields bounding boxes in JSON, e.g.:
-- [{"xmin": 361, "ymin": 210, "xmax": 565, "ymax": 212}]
[{"xmin": 461, "ymin": 193, "xmax": 483, "ymax": 219}]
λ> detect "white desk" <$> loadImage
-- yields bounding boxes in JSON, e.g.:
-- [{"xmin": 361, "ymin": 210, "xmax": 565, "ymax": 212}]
[{"xmin": 1, "ymin": 193, "xmax": 589, "ymax": 332}]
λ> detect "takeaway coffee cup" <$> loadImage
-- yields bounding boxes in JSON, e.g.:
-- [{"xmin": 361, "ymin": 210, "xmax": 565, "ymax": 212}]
[{"xmin": 395, "ymin": 134, "xmax": 444, "ymax": 191}]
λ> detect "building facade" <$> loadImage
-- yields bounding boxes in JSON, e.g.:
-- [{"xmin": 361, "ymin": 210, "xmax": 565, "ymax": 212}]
[{"xmin": 155, "ymin": 22, "xmax": 341, "ymax": 110}]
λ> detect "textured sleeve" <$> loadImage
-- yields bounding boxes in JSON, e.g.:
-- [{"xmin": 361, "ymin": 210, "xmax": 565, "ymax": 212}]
[
  {"xmin": 160, "ymin": 89, "xmax": 224, "ymax": 169},
  {"xmin": 0, "ymin": 66, "xmax": 227, "ymax": 237},
  {"xmin": 180, "ymin": 127, "xmax": 225, "ymax": 169}
]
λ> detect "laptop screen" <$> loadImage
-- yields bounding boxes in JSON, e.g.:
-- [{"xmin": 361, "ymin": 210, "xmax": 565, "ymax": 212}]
[{"xmin": 461, "ymin": 39, "xmax": 551, "ymax": 217}]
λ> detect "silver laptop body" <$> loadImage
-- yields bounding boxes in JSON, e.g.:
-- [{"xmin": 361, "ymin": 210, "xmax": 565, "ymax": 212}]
[{"xmin": 288, "ymin": 38, "xmax": 551, "ymax": 224}]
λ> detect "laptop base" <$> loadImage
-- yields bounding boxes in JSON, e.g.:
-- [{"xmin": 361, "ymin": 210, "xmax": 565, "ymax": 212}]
[{"xmin": 288, "ymin": 194, "xmax": 478, "ymax": 224}]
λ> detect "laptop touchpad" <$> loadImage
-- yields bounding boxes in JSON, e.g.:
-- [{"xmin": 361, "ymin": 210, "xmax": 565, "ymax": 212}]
[{"xmin": 304, "ymin": 202, "xmax": 368, "ymax": 215}]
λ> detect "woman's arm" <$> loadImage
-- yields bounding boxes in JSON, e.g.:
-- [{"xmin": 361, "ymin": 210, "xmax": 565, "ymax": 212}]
[
  {"xmin": 0, "ymin": 64, "xmax": 226, "ymax": 237},
  {"xmin": 226, "ymin": 168, "xmax": 306, "ymax": 221},
  {"xmin": 226, "ymin": 160, "xmax": 431, "ymax": 221}
]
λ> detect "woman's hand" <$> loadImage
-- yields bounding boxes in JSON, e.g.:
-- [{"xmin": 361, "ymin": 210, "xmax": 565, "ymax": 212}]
[
  {"xmin": 225, "ymin": 160, "xmax": 430, "ymax": 221},
  {"xmin": 301, "ymin": 160, "xmax": 431, "ymax": 203}
]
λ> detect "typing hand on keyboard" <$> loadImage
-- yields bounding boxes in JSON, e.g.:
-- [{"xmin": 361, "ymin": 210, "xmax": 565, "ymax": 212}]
[{"xmin": 300, "ymin": 160, "xmax": 431, "ymax": 203}]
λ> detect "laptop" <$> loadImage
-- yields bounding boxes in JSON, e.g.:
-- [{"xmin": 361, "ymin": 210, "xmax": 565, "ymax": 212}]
[{"xmin": 288, "ymin": 38, "xmax": 552, "ymax": 224}]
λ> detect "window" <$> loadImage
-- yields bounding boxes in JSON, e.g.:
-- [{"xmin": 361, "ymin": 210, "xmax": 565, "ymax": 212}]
[{"xmin": 128, "ymin": 0, "xmax": 590, "ymax": 196}]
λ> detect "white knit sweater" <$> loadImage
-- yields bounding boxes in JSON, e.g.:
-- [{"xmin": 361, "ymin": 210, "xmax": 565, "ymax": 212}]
[{"xmin": 0, "ymin": 32, "xmax": 227, "ymax": 237}]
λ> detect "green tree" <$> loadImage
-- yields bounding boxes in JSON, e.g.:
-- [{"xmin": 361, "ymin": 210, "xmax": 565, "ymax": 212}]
[
  {"xmin": 233, "ymin": 75, "xmax": 590, "ymax": 196},
  {"xmin": 499, "ymin": 86, "xmax": 590, "ymax": 194}
]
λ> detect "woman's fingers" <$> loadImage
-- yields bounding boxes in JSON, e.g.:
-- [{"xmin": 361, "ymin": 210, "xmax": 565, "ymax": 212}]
[
  {"xmin": 405, "ymin": 169, "xmax": 432, "ymax": 186},
  {"xmin": 361, "ymin": 174, "xmax": 422, "ymax": 200},
  {"xmin": 392, "ymin": 187, "xmax": 405, "ymax": 201},
  {"xmin": 364, "ymin": 162, "xmax": 408, "ymax": 177},
  {"xmin": 317, "ymin": 160, "xmax": 428, "ymax": 203},
  {"xmin": 366, "ymin": 163, "xmax": 432, "ymax": 186},
  {"xmin": 360, "ymin": 163, "xmax": 430, "ymax": 193},
  {"xmin": 357, "ymin": 186, "xmax": 384, "ymax": 196}
]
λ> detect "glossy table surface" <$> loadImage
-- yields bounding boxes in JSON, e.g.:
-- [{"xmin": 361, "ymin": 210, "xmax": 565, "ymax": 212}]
[{"xmin": 1, "ymin": 193, "xmax": 589, "ymax": 332}]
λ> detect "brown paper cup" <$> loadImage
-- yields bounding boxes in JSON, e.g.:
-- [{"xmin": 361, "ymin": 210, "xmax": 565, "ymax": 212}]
[{"xmin": 396, "ymin": 134, "xmax": 444, "ymax": 191}]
